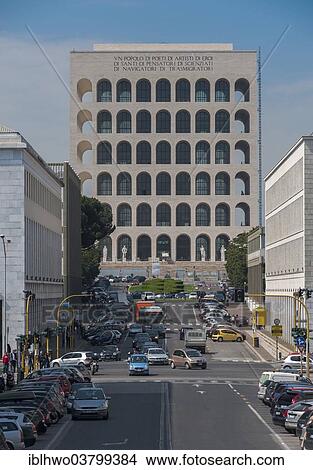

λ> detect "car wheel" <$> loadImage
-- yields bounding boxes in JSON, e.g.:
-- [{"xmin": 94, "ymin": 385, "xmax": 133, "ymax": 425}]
[
  {"xmin": 170, "ymin": 361, "xmax": 176, "ymax": 369},
  {"xmin": 185, "ymin": 362, "xmax": 191, "ymax": 370},
  {"xmin": 72, "ymin": 416, "xmax": 77, "ymax": 421},
  {"xmin": 236, "ymin": 337, "xmax": 243, "ymax": 342},
  {"xmin": 217, "ymin": 337, "xmax": 223, "ymax": 342},
  {"xmin": 283, "ymin": 365, "xmax": 291, "ymax": 370},
  {"xmin": 6, "ymin": 442, "xmax": 14, "ymax": 450},
  {"xmin": 78, "ymin": 362, "xmax": 85, "ymax": 366},
  {"xmin": 53, "ymin": 362, "xmax": 60, "ymax": 367},
  {"xmin": 103, "ymin": 412, "xmax": 109, "ymax": 420},
  {"xmin": 201, "ymin": 364, "xmax": 207, "ymax": 369}
]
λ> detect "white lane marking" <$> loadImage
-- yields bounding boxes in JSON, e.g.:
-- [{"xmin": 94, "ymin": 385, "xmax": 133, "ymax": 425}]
[
  {"xmin": 228, "ymin": 383, "xmax": 234, "ymax": 390},
  {"xmin": 192, "ymin": 384, "xmax": 200, "ymax": 388},
  {"xmin": 45, "ymin": 417, "xmax": 72, "ymax": 450},
  {"xmin": 196, "ymin": 390, "xmax": 206, "ymax": 394},
  {"xmin": 102, "ymin": 438, "xmax": 128, "ymax": 447},
  {"xmin": 192, "ymin": 307, "xmax": 199, "ymax": 325},
  {"xmin": 247, "ymin": 404, "xmax": 290, "ymax": 450}
]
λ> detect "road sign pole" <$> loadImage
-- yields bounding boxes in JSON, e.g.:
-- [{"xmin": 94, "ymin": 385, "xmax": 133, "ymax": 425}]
[{"xmin": 276, "ymin": 336, "xmax": 279, "ymax": 361}]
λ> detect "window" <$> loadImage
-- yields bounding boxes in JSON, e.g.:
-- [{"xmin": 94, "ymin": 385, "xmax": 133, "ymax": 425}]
[
  {"xmin": 156, "ymin": 79, "xmax": 171, "ymax": 102},
  {"xmin": 136, "ymin": 79, "xmax": 151, "ymax": 102},
  {"xmin": 196, "ymin": 204, "xmax": 210, "ymax": 226},
  {"xmin": 196, "ymin": 172, "xmax": 210, "ymax": 195},
  {"xmin": 156, "ymin": 141, "xmax": 171, "ymax": 164},
  {"xmin": 117, "ymin": 110, "xmax": 131, "ymax": 133},
  {"xmin": 235, "ymin": 171, "xmax": 250, "ymax": 195},
  {"xmin": 117, "ymin": 235, "xmax": 132, "ymax": 260},
  {"xmin": 136, "ymin": 203, "xmax": 151, "ymax": 226},
  {"xmin": 156, "ymin": 172, "xmax": 171, "ymax": 195},
  {"xmin": 117, "ymin": 141, "xmax": 131, "ymax": 164},
  {"xmin": 235, "ymin": 140, "xmax": 250, "ymax": 164},
  {"xmin": 136, "ymin": 172, "xmax": 151, "ymax": 195},
  {"xmin": 215, "ymin": 172, "xmax": 230, "ymax": 195},
  {"xmin": 215, "ymin": 234, "xmax": 230, "ymax": 260},
  {"xmin": 235, "ymin": 109, "xmax": 250, "ymax": 133},
  {"xmin": 156, "ymin": 203, "xmax": 171, "ymax": 226},
  {"xmin": 117, "ymin": 204, "xmax": 132, "ymax": 226},
  {"xmin": 196, "ymin": 141, "xmax": 210, "ymax": 164},
  {"xmin": 215, "ymin": 204, "xmax": 230, "ymax": 226},
  {"xmin": 137, "ymin": 235, "xmax": 151, "ymax": 261},
  {"xmin": 235, "ymin": 202, "xmax": 250, "ymax": 226},
  {"xmin": 97, "ymin": 79, "xmax": 112, "ymax": 102},
  {"xmin": 215, "ymin": 110, "xmax": 230, "ymax": 133},
  {"xmin": 176, "ymin": 79, "xmax": 190, "ymax": 102},
  {"xmin": 117, "ymin": 80, "xmax": 131, "ymax": 102},
  {"xmin": 136, "ymin": 141, "xmax": 151, "ymax": 164},
  {"xmin": 195, "ymin": 79, "xmax": 210, "ymax": 102},
  {"xmin": 235, "ymin": 78, "xmax": 250, "ymax": 102},
  {"xmin": 176, "ymin": 110, "xmax": 191, "ymax": 133},
  {"xmin": 176, "ymin": 235, "xmax": 191, "ymax": 260},
  {"xmin": 196, "ymin": 110, "xmax": 210, "ymax": 133},
  {"xmin": 215, "ymin": 79, "xmax": 230, "ymax": 102},
  {"xmin": 176, "ymin": 141, "xmax": 191, "ymax": 164},
  {"xmin": 176, "ymin": 172, "xmax": 191, "ymax": 195},
  {"xmin": 97, "ymin": 111, "xmax": 112, "ymax": 133},
  {"xmin": 117, "ymin": 172, "xmax": 131, "ymax": 195},
  {"xmin": 97, "ymin": 173, "xmax": 112, "ymax": 195},
  {"xmin": 176, "ymin": 203, "xmax": 191, "ymax": 226},
  {"xmin": 157, "ymin": 235, "xmax": 171, "ymax": 259},
  {"xmin": 136, "ymin": 110, "xmax": 151, "ymax": 133},
  {"xmin": 196, "ymin": 235, "xmax": 210, "ymax": 261},
  {"xmin": 215, "ymin": 141, "xmax": 230, "ymax": 164},
  {"xmin": 156, "ymin": 110, "xmax": 171, "ymax": 133},
  {"xmin": 97, "ymin": 142, "xmax": 112, "ymax": 164}
]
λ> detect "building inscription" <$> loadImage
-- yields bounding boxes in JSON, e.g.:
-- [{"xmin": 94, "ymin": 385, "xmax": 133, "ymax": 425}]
[{"xmin": 113, "ymin": 55, "xmax": 214, "ymax": 72}]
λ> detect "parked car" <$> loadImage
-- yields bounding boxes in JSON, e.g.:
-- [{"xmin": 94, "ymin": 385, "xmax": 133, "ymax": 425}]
[
  {"xmin": 146, "ymin": 348, "xmax": 169, "ymax": 365},
  {"xmin": 141, "ymin": 292, "xmax": 155, "ymax": 301},
  {"xmin": 128, "ymin": 354, "xmax": 149, "ymax": 376},
  {"xmin": 170, "ymin": 349, "xmax": 207, "ymax": 369},
  {"xmin": 0, "ymin": 418, "xmax": 25, "ymax": 449},
  {"xmin": 302, "ymin": 415, "xmax": 313, "ymax": 449},
  {"xmin": 70, "ymin": 364, "xmax": 91, "ymax": 382},
  {"xmin": 100, "ymin": 345, "xmax": 121, "ymax": 361},
  {"xmin": 281, "ymin": 353, "xmax": 313, "ymax": 371},
  {"xmin": 72, "ymin": 388, "xmax": 110, "ymax": 420},
  {"xmin": 129, "ymin": 324, "xmax": 143, "ymax": 336},
  {"xmin": 211, "ymin": 328, "xmax": 244, "ymax": 342},
  {"xmin": 50, "ymin": 351, "xmax": 94, "ymax": 368},
  {"xmin": 296, "ymin": 407, "xmax": 313, "ymax": 437},
  {"xmin": 0, "ymin": 411, "xmax": 37, "ymax": 447},
  {"xmin": 284, "ymin": 400, "xmax": 313, "ymax": 434},
  {"xmin": 0, "ymin": 428, "xmax": 9, "ymax": 449}
]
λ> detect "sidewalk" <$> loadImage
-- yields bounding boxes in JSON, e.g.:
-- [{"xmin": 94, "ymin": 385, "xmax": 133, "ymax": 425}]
[{"xmin": 243, "ymin": 328, "xmax": 293, "ymax": 361}]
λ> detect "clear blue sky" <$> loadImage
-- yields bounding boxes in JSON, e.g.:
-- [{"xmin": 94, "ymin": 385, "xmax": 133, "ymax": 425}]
[{"xmin": 0, "ymin": 0, "xmax": 312, "ymax": 174}]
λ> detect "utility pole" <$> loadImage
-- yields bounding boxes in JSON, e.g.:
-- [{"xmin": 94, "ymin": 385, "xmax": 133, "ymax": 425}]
[{"xmin": 0, "ymin": 234, "xmax": 10, "ymax": 355}]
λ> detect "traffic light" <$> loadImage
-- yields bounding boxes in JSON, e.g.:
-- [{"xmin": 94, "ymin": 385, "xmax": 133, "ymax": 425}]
[{"xmin": 291, "ymin": 327, "xmax": 307, "ymax": 343}]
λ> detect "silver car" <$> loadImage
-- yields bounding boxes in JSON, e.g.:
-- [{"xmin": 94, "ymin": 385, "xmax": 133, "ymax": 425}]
[
  {"xmin": 146, "ymin": 348, "xmax": 169, "ymax": 365},
  {"xmin": 71, "ymin": 388, "xmax": 110, "ymax": 420},
  {"xmin": 285, "ymin": 400, "xmax": 313, "ymax": 433},
  {"xmin": 0, "ymin": 418, "xmax": 25, "ymax": 450}
]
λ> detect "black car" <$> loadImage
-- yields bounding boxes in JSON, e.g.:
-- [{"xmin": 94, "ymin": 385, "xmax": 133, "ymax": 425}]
[
  {"xmin": 0, "ymin": 428, "xmax": 8, "ymax": 449},
  {"xmin": 296, "ymin": 407, "xmax": 313, "ymax": 437},
  {"xmin": 303, "ymin": 418, "xmax": 313, "ymax": 449},
  {"xmin": 133, "ymin": 333, "xmax": 150, "ymax": 349},
  {"xmin": 100, "ymin": 345, "xmax": 121, "ymax": 361}
]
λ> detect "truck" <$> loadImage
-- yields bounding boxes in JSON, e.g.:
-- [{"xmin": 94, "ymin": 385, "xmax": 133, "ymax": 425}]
[
  {"xmin": 185, "ymin": 329, "xmax": 207, "ymax": 353},
  {"xmin": 134, "ymin": 301, "xmax": 164, "ymax": 323}
]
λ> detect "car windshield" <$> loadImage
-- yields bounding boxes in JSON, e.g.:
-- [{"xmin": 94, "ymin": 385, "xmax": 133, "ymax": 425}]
[
  {"xmin": 131, "ymin": 356, "xmax": 147, "ymax": 363},
  {"xmin": 72, "ymin": 383, "xmax": 93, "ymax": 392},
  {"xmin": 187, "ymin": 350, "xmax": 202, "ymax": 357},
  {"xmin": 75, "ymin": 389, "xmax": 104, "ymax": 400},
  {"xmin": 149, "ymin": 349, "xmax": 165, "ymax": 355}
]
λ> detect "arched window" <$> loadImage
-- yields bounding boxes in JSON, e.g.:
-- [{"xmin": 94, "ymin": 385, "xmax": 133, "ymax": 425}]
[
  {"xmin": 215, "ymin": 234, "xmax": 230, "ymax": 261},
  {"xmin": 136, "ymin": 110, "xmax": 151, "ymax": 133},
  {"xmin": 196, "ymin": 141, "xmax": 210, "ymax": 164},
  {"xmin": 156, "ymin": 172, "xmax": 171, "ymax": 195},
  {"xmin": 78, "ymin": 141, "xmax": 92, "ymax": 165},
  {"xmin": 79, "ymin": 171, "xmax": 92, "ymax": 196},
  {"xmin": 137, "ymin": 235, "xmax": 151, "ymax": 261},
  {"xmin": 136, "ymin": 141, "xmax": 151, "ymax": 164},
  {"xmin": 235, "ymin": 202, "xmax": 250, "ymax": 226},
  {"xmin": 117, "ymin": 172, "xmax": 131, "ymax": 195},
  {"xmin": 117, "ymin": 235, "xmax": 132, "ymax": 260},
  {"xmin": 215, "ymin": 110, "xmax": 230, "ymax": 133},
  {"xmin": 117, "ymin": 80, "xmax": 131, "ymax": 102},
  {"xmin": 97, "ymin": 111, "xmax": 112, "ymax": 133},
  {"xmin": 136, "ymin": 203, "xmax": 151, "ymax": 226},
  {"xmin": 77, "ymin": 78, "xmax": 92, "ymax": 102},
  {"xmin": 235, "ymin": 78, "xmax": 250, "ymax": 102},
  {"xmin": 156, "ymin": 203, "xmax": 171, "ymax": 226},
  {"xmin": 136, "ymin": 172, "xmax": 151, "ymax": 195},
  {"xmin": 176, "ymin": 203, "xmax": 191, "ymax": 226},
  {"xmin": 195, "ymin": 79, "xmax": 210, "ymax": 102},
  {"xmin": 117, "ymin": 204, "xmax": 132, "ymax": 226},
  {"xmin": 215, "ymin": 204, "xmax": 230, "ymax": 226},
  {"xmin": 136, "ymin": 79, "xmax": 151, "ymax": 102},
  {"xmin": 157, "ymin": 235, "xmax": 171, "ymax": 259},
  {"xmin": 215, "ymin": 141, "xmax": 230, "ymax": 164},
  {"xmin": 215, "ymin": 79, "xmax": 230, "ymax": 102},
  {"xmin": 196, "ymin": 235, "xmax": 210, "ymax": 261},
  {"xmin": 215, "ymin": 172, "xmax": 230, "ymax": 195},
  {"xmin": 196, "ymin": 110, "xmax": 210, "ymax": 133},
  {"xmin": 176, "ymin": 141, "xmax": 191, "ymax": 164},
  {"xmin": 117, "ymin": 141, "xmax": 131, "ymax": 164},
  {"xmin": 97, "ymin": 173, "xmax": 112, "ymax": 195},
  {"xmin": 97, "ymin": 142, "xmax": 112, "ymax": 164},
  {"xmin": 235, "ymin": 109, "xmax": 250, "ymax": 133},
  {"xmin": 156, "ymin": 79, "xmax": 171, "ymax": 102},
  {"xmin": 176, "ymin": 172, "xmax": 191, "ymax": 195},
  {"xmin": 235, "ymin": 140, "xmax": 250, "ymax": 164},
  {"xmin": 176, "ymin": 235, "xmax": 191, "ymax": 261},
  {"xmin": 156, "ymin": 141, "xmax": 171, "ymax": 164},
  {"xmin": 156, "ymin": 110, "xmax": 171, "ymax": 133},
  {"xmin": 117, "ymin": 110, "xmax": 131, "ymax": 133},
  {"xmin": 176, "ymin": 110, "xmax": 191, "ymax": 133},
  {"xmin": 235, "ymin": 172, "xmax": 250, "ymax": 195},
  {"xmin": 196, "ymin": 204, "xmax": 210, "ymax": 226},
  {"xmin": 97, "ymin": 79, "xmax": 112, "ymax": 102},
  {"xmin": 176, "ymin": 79, "xmax": 190, "ymax": 102},
  {"xmin": 196, "ymin": 172, "xmax": 210, "ymax": 195}
]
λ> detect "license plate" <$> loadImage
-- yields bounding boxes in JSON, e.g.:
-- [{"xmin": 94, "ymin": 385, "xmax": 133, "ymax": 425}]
[{"xmin": 275, "ymin": 412, "xmax": 281, "ymax": 415}]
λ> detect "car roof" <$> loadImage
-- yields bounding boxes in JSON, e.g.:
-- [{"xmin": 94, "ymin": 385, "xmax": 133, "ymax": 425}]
[{"xmin": 0, "ymin": 391, "xmax": 35, "ymax": 401}]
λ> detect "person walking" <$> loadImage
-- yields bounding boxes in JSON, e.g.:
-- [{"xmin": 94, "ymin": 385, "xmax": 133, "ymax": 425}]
[
  {"xmin": 44, "ymin": 352, "xmax": 50, "ymax": 368},
  {"xmin": 9, "ymin": 350, "xmax": 17, "ymax": 373},
  {"xmin": 2, "ymin": 352, "xmax": 9, "ymax": 374}
]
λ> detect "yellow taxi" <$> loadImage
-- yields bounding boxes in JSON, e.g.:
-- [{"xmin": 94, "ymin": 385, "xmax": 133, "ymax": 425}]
[{"xmin": 211, "ymin": 328, "xmax": 244, "ymax": 342}]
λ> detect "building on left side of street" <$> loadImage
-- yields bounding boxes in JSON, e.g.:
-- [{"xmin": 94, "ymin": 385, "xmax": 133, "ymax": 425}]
[{"xmin": 247, "ymin": 226, "xmax": 265, "ymax": 296}]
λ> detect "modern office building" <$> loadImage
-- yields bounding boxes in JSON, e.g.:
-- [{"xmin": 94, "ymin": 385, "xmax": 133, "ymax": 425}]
[
  {"xmin": 265, "ymin": 136, "xmax": 313, "ymax": 345},
  {"xmin": 0, "ymin": 125, "xmax": 63, "ymax": 353},
  {"xmin": 70, "ymin": 43, "xmax": 258, "ymax": 274}
]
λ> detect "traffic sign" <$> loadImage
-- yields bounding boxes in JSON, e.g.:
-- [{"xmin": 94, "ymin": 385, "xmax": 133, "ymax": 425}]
[
  {"xmin": 296, "ymin": 336, "xmax": 306, "ymax": 347},
  {"xmin": 271, "ymin": 325, "xmax": 283, "ymax": 337},
  {"xmin": 274, "ymin": 318, "xmax": 280, "ymax": 326}
]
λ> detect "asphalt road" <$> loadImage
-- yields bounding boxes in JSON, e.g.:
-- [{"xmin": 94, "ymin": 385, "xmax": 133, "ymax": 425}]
[{"xmin": 33, "ymin": 301, "xmax": 300, "ymax": 450}]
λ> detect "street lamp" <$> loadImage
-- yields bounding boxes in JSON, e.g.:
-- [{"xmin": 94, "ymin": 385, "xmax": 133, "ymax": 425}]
[{"xmin": 1, "ymin": 234, "xmax": 11, "ymax": 355}]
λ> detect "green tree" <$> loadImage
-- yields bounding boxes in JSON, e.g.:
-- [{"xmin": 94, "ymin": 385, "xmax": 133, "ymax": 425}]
[
  {"xmin": 81, "ymin": 196, "xmax": 115, "ymax": 288},
  {"xmin": 225, "ymin": 232, "xmax": 248, "ymax": 287}
]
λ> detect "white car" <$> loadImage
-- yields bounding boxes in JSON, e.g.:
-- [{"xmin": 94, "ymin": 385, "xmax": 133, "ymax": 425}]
[
  {"xmin": 141, "ymin": 292, "xmax": 155, "ymax": 301},
  {"xmin": 146, "ymin": 348, "xmax": 169, "ymax": 365},
  {"xmin": 51, "ymin": 351, "xmax": 94, "ymax": 368},
  {"xmin": 282, "ymin": 353, "xmax": 313, "ymax": 371},
  {"xmin": 0, "ymin": 419, "xmax": 25, "ymax": 450},
  {"xmin": 188, "ymin": 292, "xmax": 198, "ymax": 300}
]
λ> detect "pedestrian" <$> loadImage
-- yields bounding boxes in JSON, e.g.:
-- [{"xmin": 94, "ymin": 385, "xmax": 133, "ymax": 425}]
[
  {"xmin": 44, "ymin": 352, "xmax": 50, "ymax": 368},
  {"xmin": 231, "ymin": 315, "xmax": 235, "ymax": 324},
  {"xmin": 2, "ymin": 352, "xmax": 9, "ymax": 374},
  {"xmin": 28, "ymin": 352, "xmax": 34, "ymax": 372},
  {"xmin": 235, "ymin": 314, "xmax": 239, "ymax": 326},
  {"xmin": 9, "ymin": 350, "xmax": 17, "ymax": 373},
  {"xmin": 39, "ymin": 350, "xmax": 45, "ymax": 369}
]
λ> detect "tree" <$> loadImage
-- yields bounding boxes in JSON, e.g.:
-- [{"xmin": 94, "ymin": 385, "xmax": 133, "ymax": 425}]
[
  {"xmin": 225, "ymin": 232, "xmax": 248, "ymax": 288},
  {"xmin": 81, "ymin": 196, "xmax": 115, "ymax": 288}
]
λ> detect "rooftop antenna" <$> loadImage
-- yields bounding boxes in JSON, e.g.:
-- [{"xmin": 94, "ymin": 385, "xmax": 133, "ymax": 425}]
[{"xmin": 257, "ymin": 47, "xmax": 263, "ymax": 226}]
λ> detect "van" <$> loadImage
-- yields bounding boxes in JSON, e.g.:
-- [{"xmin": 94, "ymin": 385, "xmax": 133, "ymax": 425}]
[
  {"xmin": 257, "ymin": 371, "xmax": 302, "ymax": 400},
  {"xmin": 185, "ymin": 329, "xmax": 207, "ymax": 353}
]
